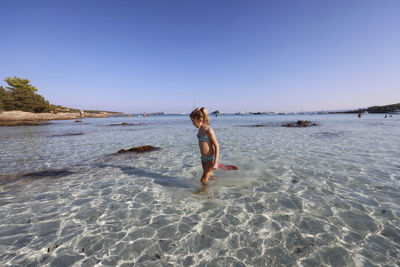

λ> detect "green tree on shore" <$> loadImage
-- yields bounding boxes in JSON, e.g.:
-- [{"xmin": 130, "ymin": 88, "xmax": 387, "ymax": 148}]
[
  {"xmin": 5, "ymin": 77, "xmax": 38, "ymax": 93},
  {"xmin": 0, "ymin": 77, "xmax": 51, "ymax": 113}
]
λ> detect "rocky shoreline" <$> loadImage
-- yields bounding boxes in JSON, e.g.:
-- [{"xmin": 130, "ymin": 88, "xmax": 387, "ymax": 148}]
[{"xmin": 0, "ymin": 111, "xmax": 114, "ymax": 126}]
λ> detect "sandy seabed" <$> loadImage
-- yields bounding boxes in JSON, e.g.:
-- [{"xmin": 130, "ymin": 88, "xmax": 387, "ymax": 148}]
[{"xmin": 0, "ymin": 114, "xmax": 399, "ymax": 266}]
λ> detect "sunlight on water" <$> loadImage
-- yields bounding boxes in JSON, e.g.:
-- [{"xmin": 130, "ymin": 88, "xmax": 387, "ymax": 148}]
[{"xmin": 0, "ymin": 114, "xmax": 399, "ymax": 266}]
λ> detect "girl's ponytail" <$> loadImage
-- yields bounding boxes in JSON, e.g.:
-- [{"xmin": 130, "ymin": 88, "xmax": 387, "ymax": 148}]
[{"xmin": 200, "ymin": 107, "xmax": 210, "ymax": 125}]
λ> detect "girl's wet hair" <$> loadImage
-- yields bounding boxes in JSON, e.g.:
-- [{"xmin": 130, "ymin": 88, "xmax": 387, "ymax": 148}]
[{"xmin": 190, "ymin": 107, "xmax": 210, "ymax": 125}]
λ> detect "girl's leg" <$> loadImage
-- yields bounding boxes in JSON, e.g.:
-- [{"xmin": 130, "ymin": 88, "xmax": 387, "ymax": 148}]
[
  {"xmin": 201, "ymin": 161, "xmax": 213, "ymax": 184},
  {"xmin": 201, "ymin": 170, "xmax": 212, "ymax": 184}
]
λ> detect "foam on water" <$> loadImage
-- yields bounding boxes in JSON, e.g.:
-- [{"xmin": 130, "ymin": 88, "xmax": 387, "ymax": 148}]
[{"xmin": 0, "ymin": 114, "xmax": 399, "ymax": 266}]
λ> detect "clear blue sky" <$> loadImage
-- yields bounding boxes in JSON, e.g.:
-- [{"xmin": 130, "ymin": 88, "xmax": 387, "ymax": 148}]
[{"xmin": 1, "ymin": 0, "xmax": 399, "ymax": 113}]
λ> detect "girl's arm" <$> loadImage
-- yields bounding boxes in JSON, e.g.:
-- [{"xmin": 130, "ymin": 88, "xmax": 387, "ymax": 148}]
[{"xmin": 208, "ymin": 128, "xmax": 219, "ymax": 170}]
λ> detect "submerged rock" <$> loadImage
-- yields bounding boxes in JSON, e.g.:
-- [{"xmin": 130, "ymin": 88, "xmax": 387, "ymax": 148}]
[
  {"xmin": 117, "ymin": 145, "xmax": 160, "ymax": 154},
  {"xmin": 110, "ymin": 122, "xmax": 134, "ymax": 126},
  {"xmin": 282, "ymin": 120, "xmax": 317, "ymax": 127},
  {"xmin": 50, "ymin": 132, "xmax": 85, "ymax": 137},
  {"xmin": 0, "ymin": 121, "xmax": 45, "ymax": 126},
  {"xmin": 0, "ymin": 168, "xmax": 75, "ymax": 186},
  {"xmin": 241, "ymin": 123, "xmax": 272, "ymax": 127},
  {"xmin": 23, "ymin": 169, "xmax": 75, "ymax": 178}
]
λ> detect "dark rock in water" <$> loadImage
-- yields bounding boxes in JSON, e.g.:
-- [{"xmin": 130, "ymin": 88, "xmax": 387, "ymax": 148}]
[
  {"xmin": 298, "ymin": 120, "xmax": 317, "ymax": 126},
  {"xmin": 0, "ymin": 121, "xmax": 45, "ymax": 126},
  {"xmin": 51, "ymin": 133, "xmax": 84, "ymax": 137},
  {"xmin": 282, "ymin": 120, "xmax": 317, "ymax": 127},
  {"xmin": 110, "ymin": 122, "xmax": 134, "ymax": 126},
  {"xmin": 75, "ymin": 120, "xmax": 82, "ymax": 123},
  {"xmin": 0, "ymin": 169, "xmax": 74, "ymax": 186},
  {"xmin": 23, "ymin": 169, "xmax": 75, "ymax": 178},
  {"xmin": 117, "ymin": 145, "xmax": 160, "ymax": 154},
  {"xmin": 153, "ymin": 253, "xmax": 162, "ymax": 260},
  {"xmin": 241, "ymin": 124, "xmax": 267, "ymax": 127}
]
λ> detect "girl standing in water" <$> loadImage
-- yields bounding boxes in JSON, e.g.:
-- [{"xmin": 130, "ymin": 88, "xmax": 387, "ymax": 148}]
[{"xmin": 190, "ymin": 107, "xmax": 220, "ymax": 184}]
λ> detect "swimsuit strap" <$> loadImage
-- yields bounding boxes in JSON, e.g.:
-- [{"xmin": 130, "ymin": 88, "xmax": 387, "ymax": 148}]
[{"xmin": 197, "ymin": 133, "xmax": 210, "ymax": 142}]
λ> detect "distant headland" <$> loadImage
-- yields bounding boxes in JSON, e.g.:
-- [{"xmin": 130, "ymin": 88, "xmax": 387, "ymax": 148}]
[
  {"xmin": 212, "ymin": 102, "xmax": 400, "ymax": 116},
  {"xmin": 342, "ymin": 103, "xmax": 400, "ymax": 114}
]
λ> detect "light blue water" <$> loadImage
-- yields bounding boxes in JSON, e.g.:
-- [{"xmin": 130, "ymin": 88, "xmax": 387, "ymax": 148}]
[{"xmin": 0, "ymin": 114, "xmax": 399, "ymax": 266}]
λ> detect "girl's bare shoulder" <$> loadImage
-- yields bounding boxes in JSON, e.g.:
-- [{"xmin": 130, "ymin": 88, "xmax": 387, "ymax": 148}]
[
  {"xmin": 206, "ymin": 126, "xmax": 215, "ymax": 135},
  {"xmin": 203, "ymin": 125, "xmax": 212, "ymax": 132}
]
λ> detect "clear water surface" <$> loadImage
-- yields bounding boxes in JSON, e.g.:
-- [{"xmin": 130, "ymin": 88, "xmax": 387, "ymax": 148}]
[{"xmin": 0, "ymin": 114, "xmax": 399, "ymax": 266}]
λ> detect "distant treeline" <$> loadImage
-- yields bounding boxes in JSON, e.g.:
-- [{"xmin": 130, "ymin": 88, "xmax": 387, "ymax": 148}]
[
  {"xmin": 345, "ymin": 103, "xmax": 400, "ymax": 113},
  {"xmin": 0, "ymin": 77, "xmax": 52, "ymax": 113}
]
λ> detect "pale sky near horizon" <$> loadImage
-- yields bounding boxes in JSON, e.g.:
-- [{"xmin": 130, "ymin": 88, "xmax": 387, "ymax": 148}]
[{"xmin": 1, "ymin": 0, "xmax": 399, "ymax": 113}]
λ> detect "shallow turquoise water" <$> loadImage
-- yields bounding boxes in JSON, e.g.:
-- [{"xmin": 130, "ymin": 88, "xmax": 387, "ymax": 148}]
[{"xmin": 0, "ymin": 114, "xmax": 399, "ymax": 266}]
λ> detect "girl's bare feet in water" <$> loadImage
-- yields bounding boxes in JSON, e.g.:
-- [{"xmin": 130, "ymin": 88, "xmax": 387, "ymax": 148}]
[
  {"xmin": 195, "ymin": 176, "xmax": 217, "ymax": 194},
  {"xmin": 195, "ymin": 184, "xmax": 208, "ymax": 194},
  {"xmin": 200, "ymin": 175, "xmax": 216, "ymax": 185}
]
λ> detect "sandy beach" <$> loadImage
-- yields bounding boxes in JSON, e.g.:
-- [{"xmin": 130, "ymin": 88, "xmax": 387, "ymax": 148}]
[{"xmin": 0, "ymin": 110, "xmax": 113, "ymax": 125}]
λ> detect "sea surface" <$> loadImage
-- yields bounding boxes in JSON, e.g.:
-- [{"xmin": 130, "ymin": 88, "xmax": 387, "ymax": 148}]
[{"xmin": 0, "ymin": 114, "xmax": 399, "ymax": 266}]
